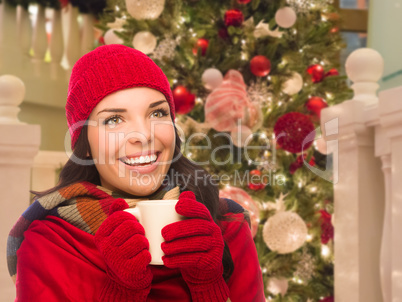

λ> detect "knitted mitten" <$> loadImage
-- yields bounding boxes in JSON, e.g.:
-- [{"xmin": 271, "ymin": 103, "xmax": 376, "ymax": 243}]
[
  {"xmin": 161, "ymin": 191, "xmax": 230, "ymax": 302},
  {"xmin": 95, "ymin": 199, "xmax": 152, "ymax": 302}
]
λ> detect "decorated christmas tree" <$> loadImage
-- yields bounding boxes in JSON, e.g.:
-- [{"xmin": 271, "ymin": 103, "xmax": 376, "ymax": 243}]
[{"xmin": 96, "ymin": 0, "xmax": 352, "ymax": 300}]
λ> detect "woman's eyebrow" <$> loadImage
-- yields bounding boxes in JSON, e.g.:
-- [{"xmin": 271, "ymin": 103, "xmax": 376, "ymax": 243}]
[
  {"xmin": 97, "ymin": 108, "xmax": 126, "ymax": 115},
  {"xmin": 97, "ymin": 100, "xmax": 167, "ymax": 115},
  {"xmin": 149, "ymin": 100, "xmax": 168, "ymax": 108}
]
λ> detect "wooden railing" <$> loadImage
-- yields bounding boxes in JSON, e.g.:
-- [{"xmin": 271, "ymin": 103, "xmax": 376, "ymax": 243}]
[
  {"xmin": 0, "ymin": 1, "xmax": 97, "ymax": 108},
  {"xmin": 321, "ymin": 48, "xmax": 402, "ymax": 302}
]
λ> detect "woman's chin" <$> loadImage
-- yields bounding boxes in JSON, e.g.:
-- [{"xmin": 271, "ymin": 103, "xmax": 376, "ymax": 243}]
[{"xmin": 118, "ymin": 182, "xmax": 162, "ymax": 198}]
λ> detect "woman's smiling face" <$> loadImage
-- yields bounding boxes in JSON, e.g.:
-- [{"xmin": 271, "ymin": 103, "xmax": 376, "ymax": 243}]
[{"xmin": 87, "ymin": 87, "xmax": 176, "ymax": 196}]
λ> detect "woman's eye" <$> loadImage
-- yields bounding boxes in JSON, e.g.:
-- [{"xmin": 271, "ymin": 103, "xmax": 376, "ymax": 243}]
[
  {"xmin": 104, "ymin": 116, "xmax": 122, "ymax": 127},
  {"xmin": 151, "ymin": 108, "xmax": 169, "ymax": 118}
]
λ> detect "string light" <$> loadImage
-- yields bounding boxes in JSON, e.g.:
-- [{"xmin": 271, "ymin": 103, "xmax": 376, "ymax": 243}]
[
  {"xmin": 321, "ymin": 245, "xmax": 330, "ymax": 257},
  {"xmin": 306, "ymin": 234, "xmax": 313, "ymax": 242},
  {"xmin": 115, "ymin": 5, "xmax": 120, "ymax": 11},
  {"xmin": 310, "ymin": 186, "xmax": 317, "ymax": 192},
  {"xmin": 326, "ymin": 92, "xmax": 334, "ymax": 100}
]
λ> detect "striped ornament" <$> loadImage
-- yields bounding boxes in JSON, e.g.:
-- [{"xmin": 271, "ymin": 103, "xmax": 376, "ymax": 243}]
[{"xmin": 204, "ymin": 70, "xmax": 257, "ymax": 132}]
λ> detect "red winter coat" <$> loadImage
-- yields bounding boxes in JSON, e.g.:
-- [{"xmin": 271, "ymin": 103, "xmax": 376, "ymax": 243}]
[{"xmin": 16, "ymin": 213, "xmax": 264, "ymax": 301}]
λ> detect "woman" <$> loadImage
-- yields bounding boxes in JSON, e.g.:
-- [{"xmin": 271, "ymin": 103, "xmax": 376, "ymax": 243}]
[{"xmin": 7, "ymin": 45, "xmax": 264, "ymax": 301}]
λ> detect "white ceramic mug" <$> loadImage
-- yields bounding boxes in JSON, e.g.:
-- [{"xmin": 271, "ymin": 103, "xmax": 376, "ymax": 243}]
[{"xmin": 124, "ymin": 199, "xmax": 180, "ymax": 265}]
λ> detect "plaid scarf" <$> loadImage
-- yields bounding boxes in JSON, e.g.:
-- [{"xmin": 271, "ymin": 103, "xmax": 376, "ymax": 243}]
[{"xmin": 6, "ymin": 181, "xmax": 180, "ymax": 282}]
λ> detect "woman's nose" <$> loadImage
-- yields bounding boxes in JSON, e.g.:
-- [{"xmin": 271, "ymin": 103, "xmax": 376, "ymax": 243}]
[{"xmin": 125, "ymin": 121, "xmax": 152, "ymax": 145}]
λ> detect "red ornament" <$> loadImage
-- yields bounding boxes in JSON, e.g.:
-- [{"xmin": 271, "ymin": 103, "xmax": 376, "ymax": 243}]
[
  {"xmin": 307, "ymin": 64, "xmax": 325, "ymax": 83},
  {"xmin": 218, "ymin": 27, "xmax": 229, "ymax": 39},
  {"xmin": 192, "ymin": 38, "xmax": 209, "ymax": 56},
  {"xmin": 320, "ymin": 296, "xmax": 334, "ymax": 302},
  {"xmin": 173, "ymin": 86, "xmax": 195, "ymax": 115},
  {"xmin": 306, "ymin": 96, "xmax": 328, "ymax": 118},
  {"xmin": 325, "ymin": 68, "xmax": 339, "ymax": 77},
  {"xmin": 98, "ymin": 36, "xmax": 105, "ymax": 45},
  {"xmin": 319, "ymin": 210, "xmax": 334, "ymax": 244},
  {"xmin": 289, "ymin": 154, "xmax": 315, "ymax": 174},
  {"xmin": 274, "ymin": 112, "xmax": 315, "ymax": 153},
  {"xmin": 59, "ymin": 0, "xmax": 69, "ymax": 8},
  {"xmin": 250, "ymin": 55, "xmax": 271, "ymax": 77},
  {"xmin": 237, "ymin": 0, "xmax": 251, "ymax": 3},
  {"xmin": 224, "ymin": 9, "xmax": 244, "ymax": 27},
  {"xmin": 247, "ymin": 169, "xmax": 266, "ymax": 191}
]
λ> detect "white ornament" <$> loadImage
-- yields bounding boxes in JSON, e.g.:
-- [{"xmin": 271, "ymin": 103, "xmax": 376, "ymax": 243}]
[
  {"xmin": 0, "ymin": 75, "xmax": 25, "ymax": 124},
  {"xmin": 267, "ymin": 277, "xmax": 289, "ymax": 296},
  {"xmin": 282, "ymin": 72, "xmax": 303, "ymax": 95},
  {"xmin": 254, "ymin": 20, "xmax": 284, "ymax": 39},
  {"xmin": 152, "ymin": 36, "xmax": 177, "ymax": 61},
  {"xmin": 231, "ymin": 125, "xmax": 253, "ymax": 147},
  {"xmin": 263, "ymin": 211, "xmax": 307, "ymax": 254},
  {"xmin": 247, "ymin": 79, "xmax": 272, "ymax": 106},
  {"xmin": 275, "ymin": 7, "xmax": 297, "ymax": 28},
  {"xmin": 132, "ymin": 31, "xmax": 157, "ymax": 54},
  {"xmin": 104, "ymin": 29, "xmax": 124, "ymax": 45},
  {"xmin": 202, "ymin": 68, "xmax": 223, "ymax": 90},
  {"xmin": 125, "ymin": 0, "xmax": 165, "ymax": 20}
]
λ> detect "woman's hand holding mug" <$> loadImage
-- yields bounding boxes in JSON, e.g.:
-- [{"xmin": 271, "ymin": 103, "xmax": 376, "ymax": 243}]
[
  {"xmin": 95, "ymin": 199, "xmax": 152, "ymax": 302},
  {"xmin": 161, "ymin": 191, "xmax": 230, "ymax": 301}
]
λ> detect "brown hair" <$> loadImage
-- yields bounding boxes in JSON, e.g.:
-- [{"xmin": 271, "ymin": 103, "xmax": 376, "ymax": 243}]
[{"xmin": 33, "ymin": 125, "xmax": 234, "ymax": 281}]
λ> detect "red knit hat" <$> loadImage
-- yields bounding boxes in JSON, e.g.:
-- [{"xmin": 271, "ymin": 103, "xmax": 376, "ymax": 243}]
[{"xmin": 66, "ymin": 44, "xmax": 175, "ymax": 149}]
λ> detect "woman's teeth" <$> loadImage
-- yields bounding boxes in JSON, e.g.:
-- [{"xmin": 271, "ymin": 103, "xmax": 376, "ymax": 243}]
[{"xmin": 122, "ymin": 154, "xmax": 158, "ymax": 166}]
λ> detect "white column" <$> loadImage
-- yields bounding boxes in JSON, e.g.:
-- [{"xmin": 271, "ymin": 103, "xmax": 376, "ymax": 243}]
[
  {"xmin": 375, "ymin": 125, "xmax": 392, "ymax": 302},
  {"xmin": 65, "ymin": 4, "xmax": 81, "ymax": 69},
  {"xmin": 31, "ymin": 4, "xmax": 48, "ymax": 76},
  {"xmin": 0, "ymin": 75, "xmax": 40, "ymax": 301},
  {"xmin": 0, "ymin": 2, "xmax": 20, "ymax": 73},
  {"xmin": 49, "ymin": 8, "xmax": 64, "ymax": 79},
  {"xmin": 378, "ymin": 86, "xmax": 402, "ymax": 302},
  {"xmin": 320, "ymin": 48, "xmax": 385, "ymax": 302}
]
